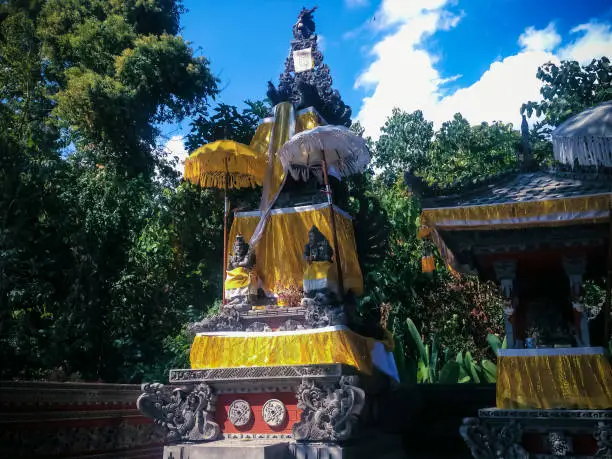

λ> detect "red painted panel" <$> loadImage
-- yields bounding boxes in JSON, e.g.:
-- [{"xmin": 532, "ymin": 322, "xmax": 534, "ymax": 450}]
[{"xmin": 215, "ymin": 392, "xmax": 300, "ymax": 434}]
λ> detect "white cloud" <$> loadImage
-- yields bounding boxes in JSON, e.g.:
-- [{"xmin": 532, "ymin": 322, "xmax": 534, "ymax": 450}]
[
  {"xmin": 164, "ymin": 135, "xmax": 188, "ymax": 173},
  {"xmin": 560, "ymin": 22, "xmax": 612, "ymax": 64},
  {"xmin": 353, "ymin": 2, "xmax": 612, "ymax": 139},
  {"xmin": 518, "ymin": 23, "xmax": 561, "ymax": 52}
]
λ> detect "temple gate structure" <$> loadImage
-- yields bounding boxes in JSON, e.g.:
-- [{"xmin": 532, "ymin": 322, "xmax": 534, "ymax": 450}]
[
  {"xmin": 136, "ymin": 8, "xmax": 403, "ymax": 459},
  {"xmin": 417, "ymin": 121, "xmax": 612, "ymax": 457}
]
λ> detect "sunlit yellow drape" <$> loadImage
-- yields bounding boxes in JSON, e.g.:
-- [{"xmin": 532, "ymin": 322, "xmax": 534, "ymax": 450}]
[
  {"xmin": 421, "ymin": 194, "xmax": 611, "ymax": 231},
  {"xmin": 227, "ymin": 205, "xmax": 363, "ymax": 296},
  {"xmin": 496, "ymin": 353, "xmax": 612, "ymax": 409},
  {"xmin": 249, "ymin": 107, "xmax": 324, "ymax": 205},
  {"xmin": 190, "ymin": 328, "xmax": 374, "ymax": 373},
  {"xmin": 184, "ymin": 140, "xmax": 266, "ymax": 189}
]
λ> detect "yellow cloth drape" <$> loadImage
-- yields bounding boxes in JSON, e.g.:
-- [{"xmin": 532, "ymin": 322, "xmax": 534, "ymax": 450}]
[
  {"xmin": 228, "ymin": 205, "xmax": 363, "ymax": 296},
  {"xmin": 421, "ymin": 194, "xmax": 610, "ymax": 231},
  {"xmin": 190, "ymin": 328, "xmax": 375, "ymax": 373},
  {"xmin": 496, "ymin": 352, "xmax": 612, "ymax": 409},
  {"xmin": 303, "ymin": 261, "xmax": 338, "ymax": 293},
  {"xmin": 250, "ymin": 107, "xmax": 324, "ymax": 205}
]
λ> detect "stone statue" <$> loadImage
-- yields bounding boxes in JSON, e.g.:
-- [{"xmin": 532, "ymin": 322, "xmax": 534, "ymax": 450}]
[
  {"xmin": 303, "ymin": 225, "xmax": 333, "ymax": 263},
  {"xmin": 292, "ymin": 7, "xmax": 317, "ymax": 40},
  {"xmin": 266, "ymin": 6, "xmax": 352, "ymax": 126},
  {"xmin": 228, "ymin": 234, "xmax": 255, "ymax": 270}
]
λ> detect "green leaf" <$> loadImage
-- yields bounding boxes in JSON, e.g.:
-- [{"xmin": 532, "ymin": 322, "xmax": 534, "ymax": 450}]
[
  {"xmin": 464, "ymin": 351, "xmax": 481, "ymax": 383},
  {"xmin": 487, "ymin": 334, "xmax": 502, "ymax": 354},
  {"xmin": 405, "ymin": 318, "xmax": 428, "ymax": 365},
  {"xmin": 439, "ymin": 361, "xmax": 460, "ymax": 384},
  {"xmin": 481, "ymin": 359, "xmax": 497, "ymax": 383}
]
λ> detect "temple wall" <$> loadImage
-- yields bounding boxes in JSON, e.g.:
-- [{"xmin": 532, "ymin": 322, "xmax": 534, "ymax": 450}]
[{"xmin": 0, "ymin": 381, "xmax": 163, "ymax": 458}]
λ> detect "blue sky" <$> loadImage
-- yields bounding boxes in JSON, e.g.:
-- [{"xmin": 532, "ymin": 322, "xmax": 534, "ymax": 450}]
[{"xmin": 164, "ymin": 0, "xmax": 612, "ymax": 158}]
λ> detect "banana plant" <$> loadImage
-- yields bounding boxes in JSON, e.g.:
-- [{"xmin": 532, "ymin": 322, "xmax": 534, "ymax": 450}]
[{"xmin": 403, "ymin": 318, "xmax": 505, "ymax": 384}]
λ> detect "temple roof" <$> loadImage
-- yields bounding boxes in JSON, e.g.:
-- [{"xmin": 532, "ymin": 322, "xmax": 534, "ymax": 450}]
[{"xmin": 421, "ymin": 169, "xmax": 612, "ymax": 210}]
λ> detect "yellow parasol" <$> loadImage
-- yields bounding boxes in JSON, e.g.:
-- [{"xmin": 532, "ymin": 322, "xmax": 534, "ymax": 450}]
[{"xmin": 183, "ymin": 140, "xmax": 267, "ymax": 304}]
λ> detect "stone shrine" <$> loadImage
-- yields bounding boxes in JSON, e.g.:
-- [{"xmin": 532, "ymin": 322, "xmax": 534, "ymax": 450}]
[{"xmin": 137, "ymin": 7, "xmax": 402, "ymax": 459}]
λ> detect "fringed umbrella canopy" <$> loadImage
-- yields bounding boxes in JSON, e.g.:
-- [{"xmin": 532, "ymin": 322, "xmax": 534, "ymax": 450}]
[
  {"xmin": 552, "ymin": 100, "xmax": 612, "ymax": 168},
  {"xmin": 184, "ymin": 140, "xmax": 267, "ymax": 189},
  {"xmin": 277, "ymin": 125, "xmax": 370, "ymax": 181}
]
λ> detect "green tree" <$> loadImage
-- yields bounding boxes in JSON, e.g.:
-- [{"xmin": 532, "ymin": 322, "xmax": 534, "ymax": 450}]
[
  {"xmin": 0, "ymin": 0, "xmax": 220, "ymax": 382},
  {"xmin": 425, "ymin": 114, "xmax": 519, "ymax": 187},
  {"xmin": 374, "ymin": 109, "xmax": 433, "ymax": 181},
  {"xmin": 521, "ymin": 57, "xmax": 612, "ymax": 126},
  {"xmin": 186, "ymin": 100, "xmax": 271, "ymax": 150}
]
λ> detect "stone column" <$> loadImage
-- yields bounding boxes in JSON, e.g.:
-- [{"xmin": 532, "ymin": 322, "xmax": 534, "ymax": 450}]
[
  {"xmin": 563, "ymin": 256, "xmax": 589, "ymax": 347},
  {"xmin": 493, "ymin": 260, "xmax": 520, "ymax": 349}
]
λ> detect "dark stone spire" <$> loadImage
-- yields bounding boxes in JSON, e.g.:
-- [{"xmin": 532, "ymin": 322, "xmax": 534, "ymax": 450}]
[{"xmin": 266, "ymin": 7, "xmax": 352, "ymax": 127}]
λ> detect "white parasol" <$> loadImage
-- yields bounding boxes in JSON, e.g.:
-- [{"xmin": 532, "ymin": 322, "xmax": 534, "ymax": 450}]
[
  {"xmin": 278, "ymin": 125, "xmax": 370, "ymax": 181},
  {"xmin": 277, "ymin": 125, "xmax": 371, "ymax": 298},
  {"xmin": 552, "ymin": 100, "xmax": 612, "ymax": 167}
]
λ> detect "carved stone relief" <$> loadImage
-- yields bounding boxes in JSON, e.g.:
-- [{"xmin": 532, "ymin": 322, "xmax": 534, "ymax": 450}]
[
  {"xmin": 459, "ymin": 418, "xmax": 528, "ymax": 459},
  {"xmin": 262, "ymin": 399, "xmax": 287, "ymax": 427},
  {"xmin": 136, "ymin": 383, "xmax": 220, "ymax": 443},
  {"xmin": 228, "ymin": 399, "xmax": 252, "ymax": 427},
  {"xmin": 292, "ymin": 376, "xmax": 365, "ymax": 442}
]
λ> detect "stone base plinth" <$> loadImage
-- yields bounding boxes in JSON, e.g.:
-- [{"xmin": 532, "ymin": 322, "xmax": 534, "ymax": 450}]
[
  {"xmin": 460, "ymin": 408, "xmax": 612, "ymax": 459},
  {"xmin": 164, "ymin": 440, "xmax": 290, "ymax": 459},
  {"xmin": 162, "ymin": 435, "xmax": 407, "ymax": 459}
]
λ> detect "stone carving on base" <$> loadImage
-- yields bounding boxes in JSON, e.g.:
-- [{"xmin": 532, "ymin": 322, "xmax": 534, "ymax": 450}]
[
  {"xmin": 189, "ymin": 309, "xmax": 244, "ymax": 334},
  {"xmin": 548, "ymin": 431, "xmax": 572, "ymax": 456},
  {"xmin": 245, "ymin": 321, "xmax": 272, "ymax": 332},
  {"xmin": 136, "ymin": 383, "xmax": 220, "ymax": 443},
  {"xmin": 228, "ymin": 399, "xmax": 252, "ymax": 427},
  {"xmin": 279, "ymin": 319, "xmax": 305, "ymax": 331},
  {"xmin": 594, "ymin": 422, "xmax": 612, "ymax": 457},
  {"xmin": 292, "ymin": 376, "xmax": 365, "ymax": 442},
  {"xmin": 459, "ymin": 418, "xmax": 528, "ymax": 459},
  {"xmin": 262, "ymin": 399, "xmax": 287, "ymax": 427},
  {"xmin": 302, "ymin": 293, "xmax": 346, "ymax": 328}
]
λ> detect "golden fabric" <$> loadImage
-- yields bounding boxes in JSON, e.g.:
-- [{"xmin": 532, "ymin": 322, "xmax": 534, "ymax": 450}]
[
  {"xmin": 228, "ymin": 205, "xmax": 363, "ymax": 296},
  {"xmin": 421, "ymin": 194, "xmax": 610, "ymax": 231},
  {"xmin": 249, "ymin": 108, "xmax": 324, "ymax": 203},
  {"xmin": 183, "ymin": 140, "xmax": 266, "ymax": 189},
  {"xmin": 190, "ymin": 328, "xmax": 375, "ymax": 373},
  {"xmin": 303, "ymin": 261, "xmax": 338, "ymax": 294},
  {"xmin": 421, "ymin": 255, "xmax": 435, "ymax": 273},
  {"xmin": 224, "ymin": 267, "xmax": 257, "ymax": 301},
  {"xmin": 496, "ymin": 353, "xmax": 612, "ymax": 409},
  {"xmin": 295, "ymin": 109, "xmax": 322, "ymax": 132}
]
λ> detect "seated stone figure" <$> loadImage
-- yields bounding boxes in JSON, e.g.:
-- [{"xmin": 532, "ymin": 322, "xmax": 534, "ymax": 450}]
[
  {"xmin": 228, "ymin": 234, "xmax": 255, "ymax": 270},
  {"xmin": 303, "ymin": 225, "xmax": 338, "ymax": 299},
  {"xmin": 225, "ymin": 235, "xmax": 257, "ymax": 309},
  {"xmin": 303, "ymin": 225, "xmax": 333, "ymax": 263}
]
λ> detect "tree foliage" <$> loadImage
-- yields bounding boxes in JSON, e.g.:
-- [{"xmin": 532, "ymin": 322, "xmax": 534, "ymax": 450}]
[
  {"xmin": 521, "ymin": 57, "xmax": 612, "ymax": 127},
  {"xmin": 374, "ymin": 110, "xmax": 520, "ymax": 187},
  {"xmin": 0, "ymin": 0, "xmax": 223, "ymax": 382}
]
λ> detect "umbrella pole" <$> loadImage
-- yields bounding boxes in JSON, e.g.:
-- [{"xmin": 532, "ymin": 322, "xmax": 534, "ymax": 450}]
[
  {"xmin": 321, "ymin": 150, "xmax": 345, "ymax": 299},
  {"xmin": 222, "ymin": 164, "xmax": 229, "ymax": 305},
  {"xmin": 605, "ymin": 194, "xmax": 611, "ymax": 347}
]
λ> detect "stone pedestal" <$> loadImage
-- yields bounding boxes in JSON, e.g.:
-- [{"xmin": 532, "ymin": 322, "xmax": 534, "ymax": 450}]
[
  {"xmin": 162, "ymin": 434, "xmax": 407, "ymax": 459},
  {"xmin": 461, "ymin": 408, "xmax": 612, "ymax": 458}
]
